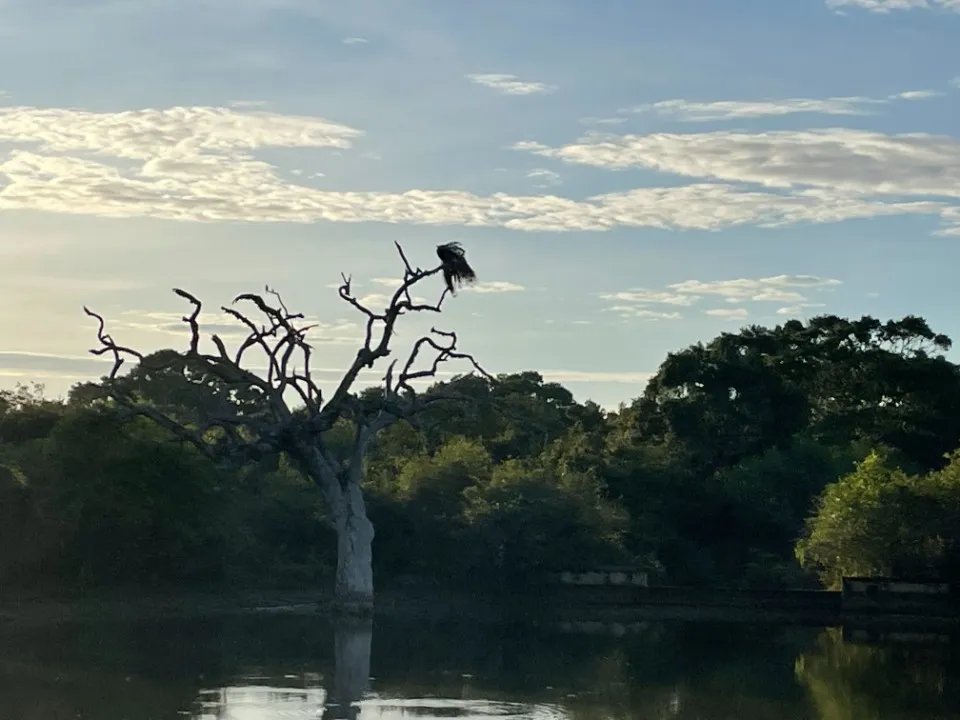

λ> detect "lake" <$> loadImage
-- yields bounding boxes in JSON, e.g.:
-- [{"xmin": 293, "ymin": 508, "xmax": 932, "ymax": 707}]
[{"xmin": 1, "ymin": 608, "xmax": 958, "ymax": 719}]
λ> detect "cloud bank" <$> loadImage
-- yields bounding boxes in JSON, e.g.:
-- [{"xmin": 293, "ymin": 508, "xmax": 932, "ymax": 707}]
[
  {"xmin": 517, "ymin": 128, "xmax": 960, "ymax": 235},
  {"xmin": 0, "ymin": 103, "xmax": 957, "ymax": 236},
  {"xmin": 602, "ymin": 275, "xmax": 840, "ymax": 321},
  {"xmin": 518, "ymin": 129, "xmax": 960, "ymax": 197}
]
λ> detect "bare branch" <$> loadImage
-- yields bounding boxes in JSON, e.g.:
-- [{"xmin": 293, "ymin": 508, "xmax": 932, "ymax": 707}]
[
  {"xmin": 172, "ymin": 288, "xmax": 202, "ymax": 355},
  {"xmin": 323, "ymin": 243, "xmax": 451, "ymax": 423},
  {"xmin": 85, "ymin": 241, "xmax": 490, "ymax": 480},
  {"xmin": 394, "ymin": 241, "xmax": 416, "ymax": 275},
  {"xmin": 265, "ymin": 284, "xmax": 294, "ymax": 318},
  {"xmin": 84, "ymin": 306, "xmax": 144, "ymax": 379},
  {"xmin": 86, "ymin": 286, "xmax": 301, "ymax": 464},
  {"xmin": 210, "ymin": 333, "xmax": 231, "ymax": 362},
  {"xmin": 396, "ymin": 328, "xmax": 492, "ymax": 397}
]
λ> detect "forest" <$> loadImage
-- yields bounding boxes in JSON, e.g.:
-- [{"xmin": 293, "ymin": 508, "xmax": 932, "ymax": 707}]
[{"xmin": 2, "ymin": 303, "xmax": 960, "ymax": 598}]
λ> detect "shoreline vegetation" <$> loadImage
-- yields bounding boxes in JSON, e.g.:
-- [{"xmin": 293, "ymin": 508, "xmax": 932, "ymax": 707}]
[
  {"xmin": 4, "ymin": 311, "xmax": 960, "ymax": 616},
  {"xmin": 3, "ymin": 585, "xmax": 958, "ymax": 633}
]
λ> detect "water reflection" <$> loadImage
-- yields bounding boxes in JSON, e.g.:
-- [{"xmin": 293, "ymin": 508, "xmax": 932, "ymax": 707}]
[
  {"xmin": 796, "ymin": 627, "xmax": 959, "ymax": 720},
  {"xmin": 1, "ymin": 610, "xmax": 957, "ymax": 720},
  {"xmin": 326, "ymin": 617, "xmax": 372, "ymax": 720},
  {"xmin": 196, "ymin": 686, "xmax": 328, "ymax": 720}
]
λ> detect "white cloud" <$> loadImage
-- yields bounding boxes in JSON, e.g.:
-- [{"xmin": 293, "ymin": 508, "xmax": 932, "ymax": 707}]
[
  {"xmin": 229, "ymin": 100, "xmax": 268, "ymax": 108},
  {"xmin": 668, "ymin": 275, "xmax": 841, "ymax": 303},
  {"xmin": 512, "ymin": 141, "xmax": 550, "ymax": 152},
  {"xmin": 468, "ymin": 281, "xmax": 525, "ymax": 293},
  {"xmin": 580, "ymin": 116, "xmax": 628, "ymax": 126},
  {"xmin": 705, "ymin": 308, "xmax": 749, "ymax": 318},
  {"xmin": 0, "ymin": 105, "xmax": 361, "ymax": 156},
  {"xmin": 516, "ymin": 128, "xmax": 960, "ymax": 234},
  {"xmin": 466, "ymin": 74, "xmax": 556, "ymax": 96},
  {"xmin": 826, "ymin": 0, "xmax": 960, "ymax": 11},
  {"xmin": 621, "ymin": 87, "xmax": 941, "ymax": 123},
  {"xmin": 602, "ymin": 275, "xmax": 840, "ymax": 323},
  {"xmin": 518, "ymin": 128, "xmax": 960, "ymax": 198},
  {"xmin": 892, "ymin": 90, "xmax": 943, "ymax": 100},
  {"xmin": 599, "ymin": 289, "xmax": 699, "ymax": 306},
  {"xmin": 600, "ymin": 288, "xmax": 692, "ymax": 322},
  {"xmin": 527, "ymin": 168, "xmax": 562, "ymax": 188},
  {"xmin": 342, "ymin": 37, "xmax": 368, "ymax": 44},
  {"xmin": 624, "ymin": 96, "xmax": 884, "ymax": 122},
  {"xmin": 356, "ymin": 293, "xmax": 389, "ymax": 308},
  {"xmin": 0, "ymin": 103, "xmax": 956, "ymax": 236},
  {"xmin": 940, "ymin": 206, "xmax": 960, "ymax": 235},
  {"xmin": 607, "ymin": 306, "xmax": 682, "ymax": 321}
]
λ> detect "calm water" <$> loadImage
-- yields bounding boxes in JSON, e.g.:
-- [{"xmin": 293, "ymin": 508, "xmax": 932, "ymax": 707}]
[{"xmin": 1, "ymin": 610, "xmax": 958, "ymax": 719}]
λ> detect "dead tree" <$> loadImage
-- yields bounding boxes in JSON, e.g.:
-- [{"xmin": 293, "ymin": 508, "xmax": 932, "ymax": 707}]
[{"xmin": 83, "ymin": 241, "xmax": 489, "ymax": 614}]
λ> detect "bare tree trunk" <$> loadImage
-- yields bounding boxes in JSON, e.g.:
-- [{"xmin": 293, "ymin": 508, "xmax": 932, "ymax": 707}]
[
  {"xmin": 303, "ymin": 448, "xmax": 376, "ymax": 615},
  {"xmin": 333, "ymin": 481, "xmax": 375, "ymax": 615}
]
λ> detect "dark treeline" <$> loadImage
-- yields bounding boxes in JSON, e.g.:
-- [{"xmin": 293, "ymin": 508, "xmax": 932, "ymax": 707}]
[{"xmin": 2, "ymin": 313, "xmax": 960, "ymax": 595}]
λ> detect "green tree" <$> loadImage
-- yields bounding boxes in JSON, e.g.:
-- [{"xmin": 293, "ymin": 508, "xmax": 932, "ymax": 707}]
[
  {"xmin": 795, "ymin": 448, "xmax": 960, "ymax": 587},
  {"xmin": 402, "ymin": 371, "xmax": 596, "ymax": 461},
  {"xmin": 634, "ymin": 315, "xmax": 960, "ymax": 474},
  {"xmin": 461, "ymin": 459, "xmax": 627, "ymax": 584},
  {"xmin": 6, "ymin": 406, "xmax": 225, "ymax": 587}
]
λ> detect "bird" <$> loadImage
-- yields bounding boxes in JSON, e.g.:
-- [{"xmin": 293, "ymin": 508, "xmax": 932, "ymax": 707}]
[{"xmin": 436, "ymin": 242, "xmax": 477, "ymax": 295}]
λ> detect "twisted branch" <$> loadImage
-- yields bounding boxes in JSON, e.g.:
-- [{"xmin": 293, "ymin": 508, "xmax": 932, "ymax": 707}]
[{"xmin": 84, "ymin": 241, "xmax": 491, "ymax": 471}]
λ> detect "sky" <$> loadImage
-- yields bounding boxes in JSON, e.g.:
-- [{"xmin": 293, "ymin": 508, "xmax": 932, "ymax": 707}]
[{"xmin": 0, "ymin": 0, "xmax": 959, "ymax": 410}]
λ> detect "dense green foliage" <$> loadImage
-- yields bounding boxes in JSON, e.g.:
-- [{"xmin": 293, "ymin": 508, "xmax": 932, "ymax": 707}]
[
  {"xmin": 796, "ymin": 449, "xmax": 960, "ymax": 588},
  {"xmin": 2, "ymin": 313, "xmax": 960, "ymax": 595}
]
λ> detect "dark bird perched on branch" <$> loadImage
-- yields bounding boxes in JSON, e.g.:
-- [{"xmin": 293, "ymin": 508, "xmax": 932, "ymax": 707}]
[{"xmin": 436, "ymin": 242, "xmax": 477, "ymax": 295}]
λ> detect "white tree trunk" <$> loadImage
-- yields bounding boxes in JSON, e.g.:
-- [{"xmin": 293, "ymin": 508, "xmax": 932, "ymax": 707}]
[
  {"xmin": 302, "ymin": 445, "xmax": 376, "ymax": 614},
  {"xmin": 333, "ymin": 481, "xmax": 375, "ymax": 614}
]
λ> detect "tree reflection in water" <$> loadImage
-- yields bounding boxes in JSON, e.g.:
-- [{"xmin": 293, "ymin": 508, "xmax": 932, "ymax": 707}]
[
  {"xmin": 796, "ymin": 627, "xmax": 960, "ymax": 720},
  {"xmin": 324, "ymin": 617, "xmax": 372, "ymax": 720},
  {"xmin": 0, "ymin": 613, "xmax": 958, "ymax": 720}
]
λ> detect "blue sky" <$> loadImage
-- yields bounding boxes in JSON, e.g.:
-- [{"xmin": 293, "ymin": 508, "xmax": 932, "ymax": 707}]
[{"xmin": 1, "ymin": 0, "xmax": 959, "ymax": 409}]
